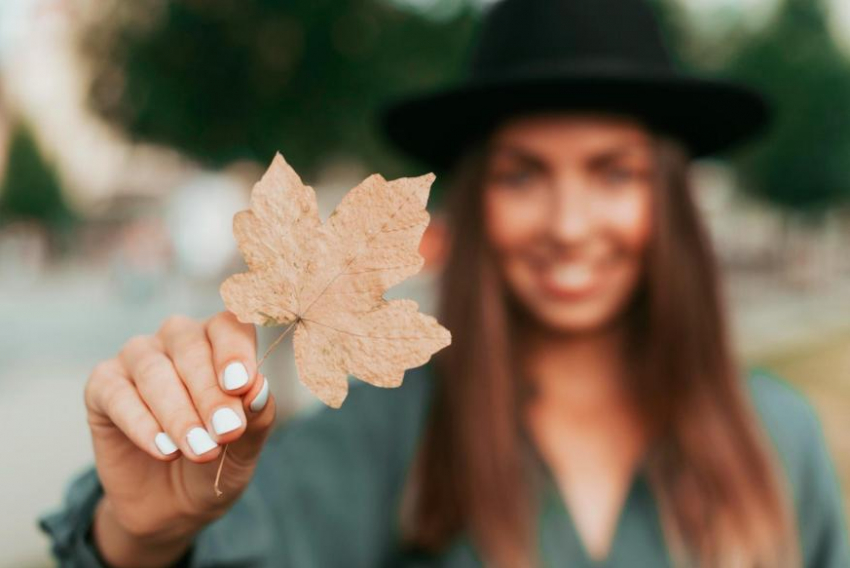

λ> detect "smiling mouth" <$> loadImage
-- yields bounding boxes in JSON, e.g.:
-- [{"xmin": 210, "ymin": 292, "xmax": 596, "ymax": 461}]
[{"xmin": 536, "ymin": 261, "xmax": 603, "ymax": 299}]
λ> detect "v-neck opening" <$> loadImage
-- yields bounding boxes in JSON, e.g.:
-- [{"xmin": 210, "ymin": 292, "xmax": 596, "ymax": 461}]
[{"xmin": 525, "ymin": 434, "xmax": 650, "ymax": 567}]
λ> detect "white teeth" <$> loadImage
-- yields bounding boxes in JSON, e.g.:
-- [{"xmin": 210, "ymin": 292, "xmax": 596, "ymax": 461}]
[{"xmin": 550, "ymin": 263, "xmax": 594, "ymax": 289}]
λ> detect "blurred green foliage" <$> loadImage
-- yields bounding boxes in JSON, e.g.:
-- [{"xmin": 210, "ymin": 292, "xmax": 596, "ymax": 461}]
[
  {"xmin": 723, "ymin": 0, "xmax": 850, "ymax": 216},
  {"xmin": 655, "ymin": 0, "xmax": 850, "ymax": 216},
  {"xmin": 80, "ymin": 0, "xmax": 479, "ymax": 180},
  {"xmin": 0, "ymin": 125, "xmax": 75, "ymax": 230},
  {"xmin": 81, "ymin": 0, "xmax": 850, "ymax": 215}
]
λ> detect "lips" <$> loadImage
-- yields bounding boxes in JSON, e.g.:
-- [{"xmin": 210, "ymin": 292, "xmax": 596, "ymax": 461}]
[
  {"xmin": 537, "ymin": 260, "xmax": 603, "ymax": 299},
  {"xmin": 551, "ymin": 263, "xmax": 594, "ymax": 288}
]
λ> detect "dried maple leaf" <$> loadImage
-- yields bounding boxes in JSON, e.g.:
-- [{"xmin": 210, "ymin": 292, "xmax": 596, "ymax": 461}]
[{"xmin": 220, "ymin": 153, "xmax": 452, "ymax": 408}]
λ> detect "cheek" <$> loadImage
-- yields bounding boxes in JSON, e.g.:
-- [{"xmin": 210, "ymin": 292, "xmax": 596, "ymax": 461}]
[
  {"xmin": 604, "ymin": 188, "xmax": 653, "ymax": 255},
  {"xmin": 483, "ymin": 189, "xmax": 546, "ymax": 251}
]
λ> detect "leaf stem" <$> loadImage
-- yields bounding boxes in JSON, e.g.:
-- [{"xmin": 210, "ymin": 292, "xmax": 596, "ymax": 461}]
[
  {"xmin": 214, "ymin": 319, "xmax": 299, "ymax": 497},
  {"xmin": 257, "ymin": 319, "xmax": 298, "ymax": 370}
]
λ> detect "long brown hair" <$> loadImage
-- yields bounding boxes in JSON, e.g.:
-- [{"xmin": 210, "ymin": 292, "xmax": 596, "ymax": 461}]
[{"xmin": 401, "ymin": 127, "xmax": 800, "ymax": 567}]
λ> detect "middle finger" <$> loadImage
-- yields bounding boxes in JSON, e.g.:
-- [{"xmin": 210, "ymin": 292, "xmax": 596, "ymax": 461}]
[{"xmin": 159, "ymin": 317, "xmax": 247, "ymax": 445}]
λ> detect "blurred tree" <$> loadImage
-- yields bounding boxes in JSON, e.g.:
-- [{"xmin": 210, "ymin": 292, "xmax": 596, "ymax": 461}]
[
  {"xmin": 649, "ymin": 0, "xmax": 769, "ymax": 73},
  {"xmin": 722, "ymin": 0, "xmax": 850, "ymax": 217},
  {"xmin": 79, "ymin": 0, "xmax": 479, "ymax": 180},
  {"xmin": 0, "ymin": 125, "xmax": 75, "ymax": 230},
  {"xmin": 655, "ymin": 0, "xmax": 850, "ymax": 217}
]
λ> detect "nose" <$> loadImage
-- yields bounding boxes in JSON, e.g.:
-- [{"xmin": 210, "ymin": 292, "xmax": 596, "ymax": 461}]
[{"xmin": 547, "ymin": 172, "xmax": 593, "ymax": 245}]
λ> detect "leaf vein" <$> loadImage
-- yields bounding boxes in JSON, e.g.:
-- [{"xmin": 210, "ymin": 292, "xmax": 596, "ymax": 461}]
[
  {"xmin": 300, "ymin": 187, "xmax": 423, "ymax": 317},
  {"xmin": 303, "ymin": 317, "xmax": 444, "ymax": 342}
]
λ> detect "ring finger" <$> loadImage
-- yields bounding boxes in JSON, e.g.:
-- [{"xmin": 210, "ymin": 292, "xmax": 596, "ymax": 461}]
[{"xmin": 120, "ymin": 336, "xmax": 221, "ymax": 463}]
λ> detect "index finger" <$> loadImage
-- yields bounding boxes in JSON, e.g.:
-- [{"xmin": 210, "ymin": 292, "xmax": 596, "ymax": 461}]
[{"xmin": 205, "ymin": 311, "xmax": 258, "ymax": 395}]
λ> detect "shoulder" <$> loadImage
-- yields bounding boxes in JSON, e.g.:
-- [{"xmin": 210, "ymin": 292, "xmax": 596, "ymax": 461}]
[
  {"xmin": 744, "ymin": 368, "xmax": 850, "ymax": 566},
  {"xmin": 743, "ymin": 367, "xmax": 846, "ymax": 511},
  {"xmin": 745, "ymin": 368, "xmax": 821, "ymax": 449},
  {"xmin": 744, "ymin": 368, "xmax": 825, "ymax": 483}
]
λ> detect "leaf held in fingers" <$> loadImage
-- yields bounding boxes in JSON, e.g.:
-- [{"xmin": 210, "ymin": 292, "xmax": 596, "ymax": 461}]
[{"xmin": 220, "ymin": 153, "xmax": 451, "ymax": 408}]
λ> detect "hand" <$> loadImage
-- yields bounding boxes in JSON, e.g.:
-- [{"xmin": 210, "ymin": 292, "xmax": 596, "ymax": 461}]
[{"xmin": 84, "ymin": 311, "xmax": 276, "ymax": 563}]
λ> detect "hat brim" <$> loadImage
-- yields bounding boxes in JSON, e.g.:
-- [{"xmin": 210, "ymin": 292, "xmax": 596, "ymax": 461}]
[{"xmin": 378, "ymin": 70, "xmax": 772, "ymax": 171}]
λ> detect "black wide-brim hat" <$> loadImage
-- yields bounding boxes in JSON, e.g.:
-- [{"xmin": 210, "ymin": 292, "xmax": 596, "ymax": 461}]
[{"xmin": 378, "ymin": 0, "xmax": 773, "ymax": 171}]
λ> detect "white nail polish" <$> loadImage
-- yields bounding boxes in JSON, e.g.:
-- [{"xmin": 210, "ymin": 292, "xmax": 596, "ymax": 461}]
[
  {"xmin": 187, "ymin": 427, "xmax": 218, "ymax": 455},
  {"xmin": 223, "ymin": 362, "xmax": 249, "ymax": 390},
  {"xmin": 154, "ymin": 432, "xmax": 178, "ymax": 455},
  {"xmin": 212, "ymin": 408, "xmax": 242, "ymax": 435},
  {"xmin": 250, "ymin": 377, "xmax": 270, "ymax": 413}
]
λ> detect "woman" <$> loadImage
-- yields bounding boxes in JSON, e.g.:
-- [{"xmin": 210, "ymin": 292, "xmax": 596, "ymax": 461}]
[{"xmin": 41, "ymin": 0, "xmax": 848, "ymax": 566}]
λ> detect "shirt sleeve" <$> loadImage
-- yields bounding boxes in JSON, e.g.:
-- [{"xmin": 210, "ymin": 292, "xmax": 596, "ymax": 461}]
[
  {"xmin": 39, "ymin": 457, "xmax": 298, "ymax": 567},
  {"xmin": 38, "ymin": 465, "xmax": 114, "ymax": 568}
]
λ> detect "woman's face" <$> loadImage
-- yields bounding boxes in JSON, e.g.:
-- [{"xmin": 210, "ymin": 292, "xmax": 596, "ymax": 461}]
[{"xmin": 482, "ymin": 111, "xmax": 655, "ymax": 334}]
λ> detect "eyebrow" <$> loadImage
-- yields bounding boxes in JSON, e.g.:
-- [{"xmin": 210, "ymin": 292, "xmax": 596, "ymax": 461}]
[
  {"xmin": 486, "ymin": 144, "xmax": 549, "ymax": 170},
  {"xmin": 487, "ymin": 141, "xmax": 653, "ymax": 170},
  {"xmin": 587, "ymin": 143, "xmax": 654, "ymax": 167}
]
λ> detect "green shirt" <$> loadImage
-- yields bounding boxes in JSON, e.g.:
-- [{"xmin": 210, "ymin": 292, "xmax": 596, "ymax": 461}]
[{"xmin": 39, "ymin": 366, "xmax": 850, "ymax": 567}]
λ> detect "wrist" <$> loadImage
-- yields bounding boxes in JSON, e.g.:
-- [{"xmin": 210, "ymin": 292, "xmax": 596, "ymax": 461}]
[{"xmin": 92, "ymin": 498, "xmax": 197, "ymax": 568}]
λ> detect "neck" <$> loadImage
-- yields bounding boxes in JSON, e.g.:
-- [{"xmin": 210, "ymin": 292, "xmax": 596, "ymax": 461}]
[{"xmin": 522, "ymin": 320, "xmax": 634, "ymax": 415}]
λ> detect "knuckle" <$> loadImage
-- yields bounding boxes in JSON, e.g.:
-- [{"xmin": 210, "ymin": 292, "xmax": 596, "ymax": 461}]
[
  {"xmin": 205, "ymin": 311, "xmax": 230, "ymax": 332},
  {"xmin": 101, "ymin": 381, "xmax": 128, "ymax": 419},
  {"xmin": 85, "ymin": 359, "xmax": 121, "ymax": 409},
  {"xmin": 90, "ymin": 359, "xmax": 114, "ymax": 380},
  {"xmin": 134, "ymin": 354, "xmax": 169, "ymax": 385},
  {"xmin": 122, "ymin": 334, "xmax": 153, "ymax": 355},
  {"xmin": 208, "ymin": 311, "xmax": 256, "ymax": 343},
  {"xmin": 180, "ymin": 340, "xmax": 212, "ymax": 367},
  {"xmin": 159, "ymin": 314, "xmax": 197, "ymax": 338}
]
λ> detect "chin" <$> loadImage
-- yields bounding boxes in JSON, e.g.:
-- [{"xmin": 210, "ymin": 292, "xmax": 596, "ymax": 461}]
[
  {"xmin": 513, "ymin": 285, "xmax": 637, "ymax": 336},
  {"xmin": 530, "ymin": 305, "xmax": 622, "ymax": 335}
]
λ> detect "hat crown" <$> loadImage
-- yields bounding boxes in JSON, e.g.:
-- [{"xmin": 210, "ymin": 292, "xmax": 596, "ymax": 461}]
[
  {"xmin": 379, "ymin": 0, "xmax": 771, "ymax": 169},
  {"xmin": 470, "ymin": 0, "xmax": 675, "ymax": 79}
]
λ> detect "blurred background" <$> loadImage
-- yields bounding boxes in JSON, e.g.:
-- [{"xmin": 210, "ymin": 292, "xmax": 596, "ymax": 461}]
[{"xmin": 1, "ymin": 0, "xmax": 849, "ymax": 565}]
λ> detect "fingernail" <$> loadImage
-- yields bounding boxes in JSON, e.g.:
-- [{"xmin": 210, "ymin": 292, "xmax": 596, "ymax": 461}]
[
  {"xmin": 223, "ymin": 362, "xmax": 249, "ymax": 390},
  {"xmin": 187, "ymin": 427, "xmax": 218, "ymax": 455},
  {"xmin": 212, "ymin": 408, "xmax": 242, "ymax": 435},
  {"xmin": 154, "ymin": 432, "xmax": 178, "ymax": 455},
  {"xmin": 250, "ymin": 377, "xmax": 270, "ymax": 413}
]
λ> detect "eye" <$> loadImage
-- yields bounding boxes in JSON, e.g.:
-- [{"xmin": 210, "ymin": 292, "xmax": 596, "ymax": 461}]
[
  {"xmin": 492, "ymin": 166, "xmax": 537, "ymax": 188},
  {"xmin": 504, "ymin": 169, "xmax": 533, "ymax": 184},
  {"xmin": 601, "ymin": 164, "xmax": 646, "ymax": 185}
]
